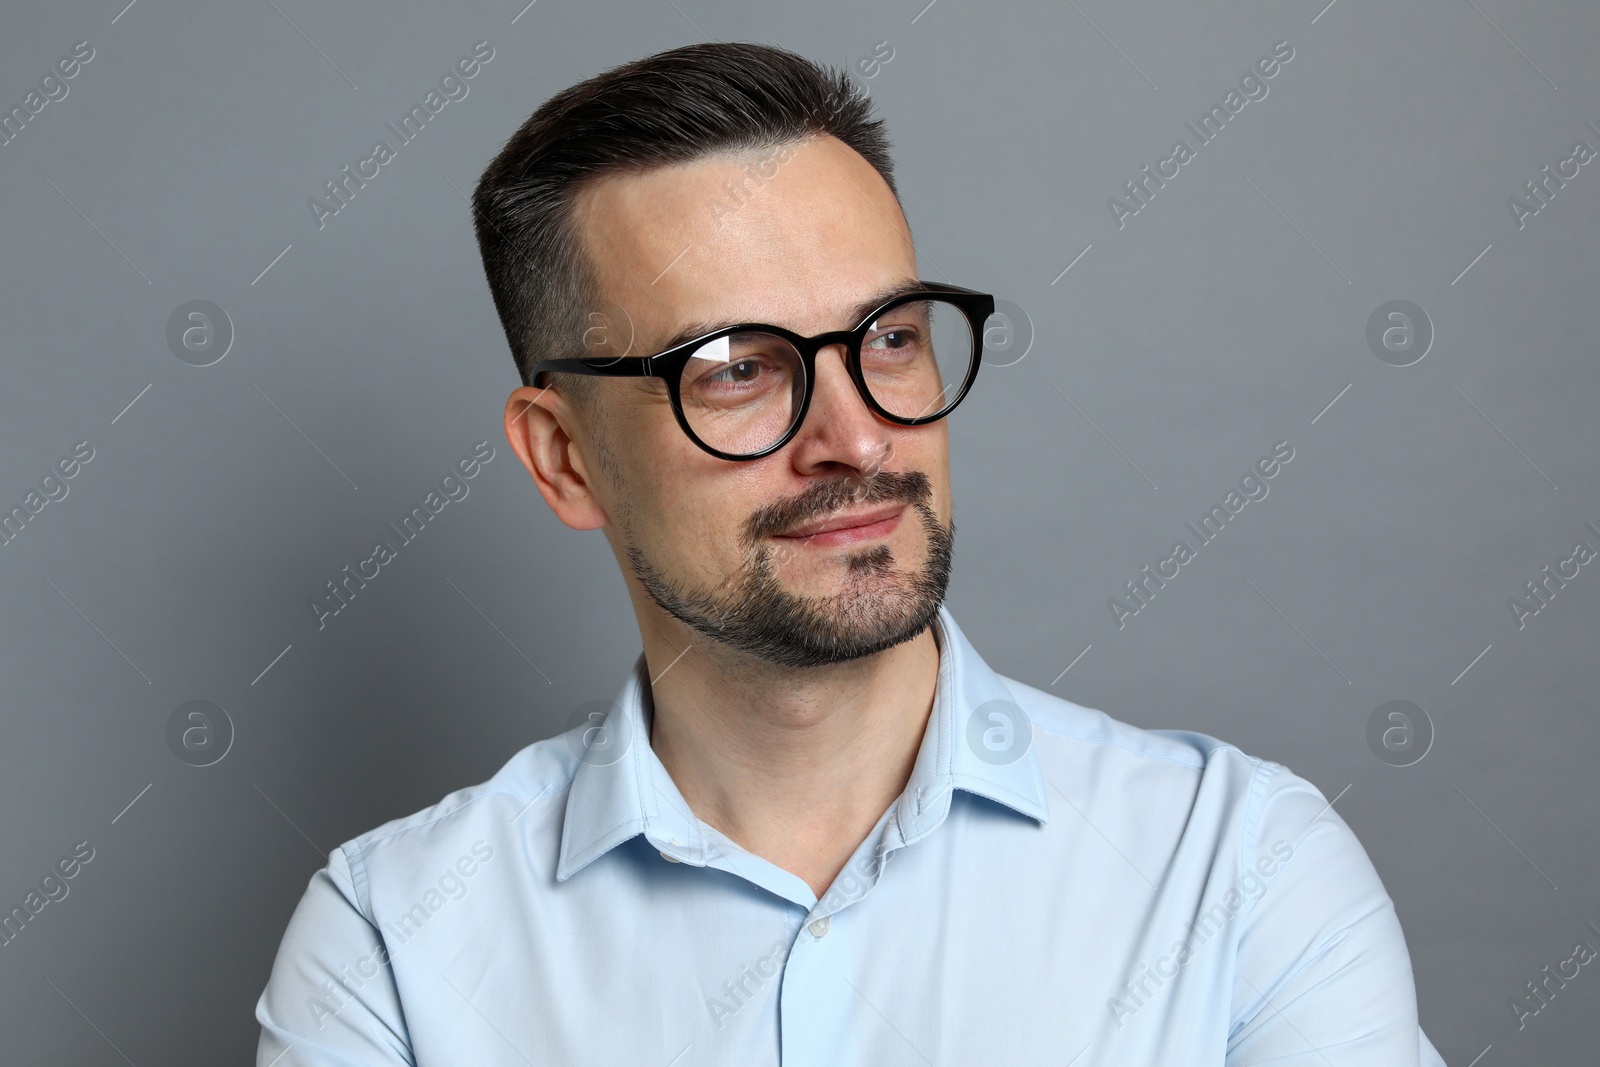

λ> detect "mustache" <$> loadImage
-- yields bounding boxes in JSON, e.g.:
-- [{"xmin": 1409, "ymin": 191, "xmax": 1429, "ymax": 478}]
[{"xmin": 745, "ymin": 469, "xmax": 933, "ymax": 543}]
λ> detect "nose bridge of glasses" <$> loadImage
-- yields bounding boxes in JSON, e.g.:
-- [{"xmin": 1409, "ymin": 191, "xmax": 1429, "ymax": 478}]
[
  {"xmin": 808, "ymin": 333, "xmax": 868, "ymax": 399},
  {"xmin": 808, "ymin": 328, "xmax": 859, "ymax": 358}
]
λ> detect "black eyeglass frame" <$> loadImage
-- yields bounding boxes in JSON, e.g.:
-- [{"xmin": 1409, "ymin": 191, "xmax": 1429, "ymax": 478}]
[{"xmin": 530, "ymin": 281, "xmax": 996, "ymax": 462}]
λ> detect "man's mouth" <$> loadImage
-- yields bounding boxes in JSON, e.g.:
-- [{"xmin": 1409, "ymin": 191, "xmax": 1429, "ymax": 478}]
[{"xmin": 772, "ymin": 503, "xmax": 906, "ymax": 546}]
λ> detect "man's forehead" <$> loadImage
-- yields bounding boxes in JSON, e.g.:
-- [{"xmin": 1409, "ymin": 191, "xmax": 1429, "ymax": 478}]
[{"xmin": 570, "ymin": 137, "xmax": 914, "ymax": 346}]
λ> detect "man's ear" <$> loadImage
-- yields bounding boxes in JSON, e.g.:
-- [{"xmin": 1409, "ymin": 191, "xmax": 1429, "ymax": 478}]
[{"xmin": 503, "ymin": 384, "xmax": 610, "ymax": 531}]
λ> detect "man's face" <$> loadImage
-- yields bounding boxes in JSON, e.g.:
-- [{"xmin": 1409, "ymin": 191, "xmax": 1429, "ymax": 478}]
[{"xmin": 566, "ymin": 135, "xmax": 954, "ymax": 669}]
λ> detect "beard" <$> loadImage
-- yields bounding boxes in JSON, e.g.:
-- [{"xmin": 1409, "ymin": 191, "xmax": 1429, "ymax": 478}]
[{"xmin": 624, "ymin": 469, "xmax": 953, "ymax": 669}]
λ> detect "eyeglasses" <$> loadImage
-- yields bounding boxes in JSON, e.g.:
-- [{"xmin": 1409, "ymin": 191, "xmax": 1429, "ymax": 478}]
[{"xmin": 530, "ymin": 281, "xmax": 996, "ymax": 461}]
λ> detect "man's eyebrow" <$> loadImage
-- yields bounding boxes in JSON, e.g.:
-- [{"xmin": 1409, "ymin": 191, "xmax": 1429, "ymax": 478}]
[{"xmin": 647, "ymin": 278, "xmax": 927, "ymax": 356}]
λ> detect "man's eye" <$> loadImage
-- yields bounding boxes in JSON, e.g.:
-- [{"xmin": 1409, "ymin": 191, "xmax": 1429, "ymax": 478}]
[
  {"xmin": 690, "ymin": 356, "xmax": 790, "ymax": 394},
  {"xmin": 866, "ymin": 329, "xmax": 920, "ymax": 351},
  {"xmin": 710, "ymin": 360, "xmax": 765, "ymax": 383}
]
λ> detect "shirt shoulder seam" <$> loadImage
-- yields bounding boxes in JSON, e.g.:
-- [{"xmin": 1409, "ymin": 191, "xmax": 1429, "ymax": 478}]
[
  {"xmin": 1030, "ymin": 718, "xmax": 1261, "ymax": 774},
  {"xmin": 354, "ymin": 782, "xmax": 565, "ymax": 855},
  {"xmin": 1238, "ymin": 758, "xmax": 1283, "ymax": 890}
]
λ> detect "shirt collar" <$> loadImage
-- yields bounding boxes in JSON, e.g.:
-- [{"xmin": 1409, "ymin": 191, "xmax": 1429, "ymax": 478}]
[{"xmin": 555, "ymin": 604, "xmax": 1051, "ymax": 883}]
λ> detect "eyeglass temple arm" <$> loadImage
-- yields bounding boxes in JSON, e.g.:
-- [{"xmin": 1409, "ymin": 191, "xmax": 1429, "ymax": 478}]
[{"xmin": 530, "ymin": 355, "xmax": 661, "ymax": 388}]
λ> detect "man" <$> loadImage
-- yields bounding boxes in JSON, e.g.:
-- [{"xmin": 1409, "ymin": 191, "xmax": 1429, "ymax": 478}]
[{"xmin": 257, "ymin": 42, "xmax": 1446, "ymax": 1065}]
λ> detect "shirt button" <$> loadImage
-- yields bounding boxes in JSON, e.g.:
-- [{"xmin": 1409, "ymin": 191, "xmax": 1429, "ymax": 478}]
[
  {"xmin": 808, "ymin": 917, "xmax": 830, "ymax": 939},
  {"xmin": 660, "ymin": 850, "xmax": 681, "ymax": 863}
]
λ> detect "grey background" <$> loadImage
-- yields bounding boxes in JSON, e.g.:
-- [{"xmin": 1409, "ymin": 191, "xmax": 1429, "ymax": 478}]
[{"xmin": 2, "ymin": 0, "xmax": 1596, "ymax": 1063}]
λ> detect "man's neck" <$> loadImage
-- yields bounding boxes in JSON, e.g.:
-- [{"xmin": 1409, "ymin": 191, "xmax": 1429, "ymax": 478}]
[{"xmin": 642, "ymin": 619, "xmax": 941, "ymax": 900}]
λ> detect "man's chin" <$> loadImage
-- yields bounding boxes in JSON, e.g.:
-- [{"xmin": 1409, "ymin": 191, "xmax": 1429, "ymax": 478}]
[
  {"xmin": 629, "ymin": 502, "xmax": 955, "ymax": 669},
  {"xmin": 717, "ymin": 594, "xmax": 941, "ymax": 669}
]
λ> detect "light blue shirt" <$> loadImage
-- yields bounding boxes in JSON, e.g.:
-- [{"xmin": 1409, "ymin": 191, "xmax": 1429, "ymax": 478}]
[{"xmin": 257, "ymin": 605, "xmax": 1445, "ymax": 1065}]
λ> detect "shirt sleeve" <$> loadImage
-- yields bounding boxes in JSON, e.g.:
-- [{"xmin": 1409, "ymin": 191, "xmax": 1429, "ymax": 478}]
[
  {"xmin": 255, "ymin": 846, "xmax": 416, "ymax": 1067},
  {"xmin": 1225, "ymin": 764, "xmax": 1438, "ymax": 1067}
]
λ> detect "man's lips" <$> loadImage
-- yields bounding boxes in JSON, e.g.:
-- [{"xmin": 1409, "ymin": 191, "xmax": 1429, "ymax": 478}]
[{"xmin": 773, "ymin": 503, "xmax": 906, "ymax": 544}]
